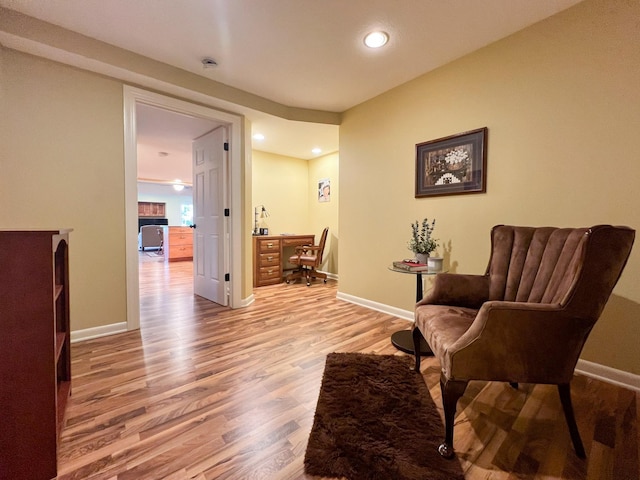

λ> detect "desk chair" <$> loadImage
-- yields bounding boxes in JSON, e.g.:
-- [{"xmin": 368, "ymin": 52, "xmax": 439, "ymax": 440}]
[
  {"xmin": 412, "ymin": 224, "xmax": 634, "ymax": 458},
  {"xmin": 286, "ymin": 227, "xmax": 329, "ymax": 286}
]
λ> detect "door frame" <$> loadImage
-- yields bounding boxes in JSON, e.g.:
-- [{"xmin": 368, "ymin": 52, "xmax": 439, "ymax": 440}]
[{"xmin": 123, "ymin": 86, "xmax": 243, "ymax": 331}]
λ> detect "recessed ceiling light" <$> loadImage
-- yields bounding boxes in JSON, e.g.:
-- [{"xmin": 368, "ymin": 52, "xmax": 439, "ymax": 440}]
[
  {"xmin": 312, "ymin": 147, "xmax": 322, "ymax": 155},
  {"xmin": 253, "ymin": 133, "xmax": 265, "ymax": 141},
  {"xmin": 364, "ymin": 31, "xmax": 388, "ymax": 48}
]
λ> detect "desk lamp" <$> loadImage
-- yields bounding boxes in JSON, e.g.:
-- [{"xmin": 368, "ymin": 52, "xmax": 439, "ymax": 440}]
[{"xmin": 253, "ymin": 205, "xmax": 269, "ymax": 235}]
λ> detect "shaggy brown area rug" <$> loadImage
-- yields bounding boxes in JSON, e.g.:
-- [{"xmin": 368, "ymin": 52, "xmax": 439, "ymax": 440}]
[{"xmin": 304, "ymin": 353, "xmax": 465, "ymax": 480}]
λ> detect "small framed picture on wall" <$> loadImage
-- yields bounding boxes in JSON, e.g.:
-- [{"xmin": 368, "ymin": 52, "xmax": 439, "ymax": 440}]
[{"xmin": 318, "ymin": 178, "xmax": 331, "ymax": 202}]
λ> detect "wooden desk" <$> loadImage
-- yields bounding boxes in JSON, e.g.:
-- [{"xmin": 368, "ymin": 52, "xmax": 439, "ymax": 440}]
[{"xmin": 253, "ymin": 234, "xmax": 315, "ymax": 287}]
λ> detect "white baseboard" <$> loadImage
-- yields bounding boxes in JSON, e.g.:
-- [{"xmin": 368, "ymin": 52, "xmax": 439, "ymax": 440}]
[
  {"xmin": 71, "ymin": 322, "xmax": 128, "ymax": 343},
  {"xmin": 71, "ymin": 293, "xmax": 256, "ymax": 342},
  {"xmin": 336, "ymin": 291, "xmax": 414, "ymax": 322},
  {"xmin": 575, "ymin": 359, "xmax": 640, "ymax": 392},
  {"xmin": 240, "ymin": 294, "xmax": 255, "ymax": 307},
  {"xmin": 336, "ymin": 290, "xmax": 640, "ymax": 393},
  {"xmin": 321, "ymin": 271, "xmax": 338, "ymax": 281}
]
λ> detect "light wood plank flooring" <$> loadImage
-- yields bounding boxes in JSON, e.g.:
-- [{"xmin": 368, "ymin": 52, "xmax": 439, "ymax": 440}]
[{"xmin": 57, "ymin": 257, "xmax": 639, "ymax": 479}]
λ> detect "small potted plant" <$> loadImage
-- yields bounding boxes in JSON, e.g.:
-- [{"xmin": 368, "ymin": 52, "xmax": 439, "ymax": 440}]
[{"xmin": 408, "ymin": 218, "xmax": 439, "ymax": 265}]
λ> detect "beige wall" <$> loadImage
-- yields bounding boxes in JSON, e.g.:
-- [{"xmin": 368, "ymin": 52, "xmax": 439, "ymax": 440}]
[
  {"xmin": 251, "ymin": 150, "xmax": 309, "ymax": 235},
  {"xmin": 0, "ymin": 48, "xmax": 127, "ymax": 331},
  {"xmin": 0, "ymin": 49, "xmax": 258, "ymax": 330},
  {"xmin": 251, "ymin": 150, "xmax": 339, "ymax": 274},
  {"xmin": 338, "ymin": 0, "xmax": 640, "ymax": 374},
  {"xmin": 308, "ymin": 152, "xmax": 339, "ymax": 274}
]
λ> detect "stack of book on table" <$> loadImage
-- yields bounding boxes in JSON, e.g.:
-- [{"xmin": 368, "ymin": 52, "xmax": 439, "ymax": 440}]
[{"xmin": 393, "ymin": 260, "xmax": 429, "ymax": 271}]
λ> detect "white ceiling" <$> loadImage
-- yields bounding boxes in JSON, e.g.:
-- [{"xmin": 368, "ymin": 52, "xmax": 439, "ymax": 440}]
[
  {"xmin": 1, "ymin": 0, "xmax": 583, "ymax": 182},
  {"xmin": 136, "ymin": 104, "xmax": 217, "ymax": 185}
]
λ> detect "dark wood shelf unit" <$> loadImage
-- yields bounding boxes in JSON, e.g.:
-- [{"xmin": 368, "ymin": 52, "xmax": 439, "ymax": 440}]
[
  {"xmin": 138, "ymin": 201, "xmax": 166, "ymax": 217},
  {"xmin": 0, "ymin": 229, "xmax": 72, "ymax": 480}
]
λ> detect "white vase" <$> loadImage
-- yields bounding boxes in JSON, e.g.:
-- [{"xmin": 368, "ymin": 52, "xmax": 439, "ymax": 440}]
[
  {"xmin": 428, "ymin": 257, "xmax": 443, "ymax": 272},
  {"xmin": 415, "ymin": 253, "xmax": 429, "ymax": 264}
]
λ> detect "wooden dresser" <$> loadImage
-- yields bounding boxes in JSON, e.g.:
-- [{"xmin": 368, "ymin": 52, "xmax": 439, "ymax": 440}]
[
  {"xmin": 164, "ymin": 226, "xmax": 193, "ymax": 261},
  {"xmin": 253, "ymin": 234, "xmax": 315, "ymax": 287}
]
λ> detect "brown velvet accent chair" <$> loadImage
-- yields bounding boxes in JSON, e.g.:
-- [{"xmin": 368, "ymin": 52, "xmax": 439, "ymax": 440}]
[
  {"xmin": 413, "ymin": 225, "xmax": 635, "ymax": 459},
  {"xmin": 285, "ymin": 227, "xmax": 329, "ymax": 286}
]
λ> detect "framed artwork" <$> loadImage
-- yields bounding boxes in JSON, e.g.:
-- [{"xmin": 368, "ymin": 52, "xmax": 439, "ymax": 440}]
[
  {"xmin": 415, "ymin": 127, "xmax": 487, "ymax": 198},
  {"xmin": 318, "ymin": 178, "xmax": 331, "ymax": 202}
]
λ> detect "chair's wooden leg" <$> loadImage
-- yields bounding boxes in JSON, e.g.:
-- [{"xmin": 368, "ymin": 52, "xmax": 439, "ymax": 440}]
[
  {"xmin": 439, "ymin": 374, "xmax": 468, "ymax": 459},
  {"xmin": 558, "ymin": 383, "xmax": 586, "ymax": 458},
  {"xmin": 412, "ymin": 327, "xmax": 422, "ymax": 372},
  {"xmin": 285, "ymin": 269, "xmax": 298, "ymax": 284}
]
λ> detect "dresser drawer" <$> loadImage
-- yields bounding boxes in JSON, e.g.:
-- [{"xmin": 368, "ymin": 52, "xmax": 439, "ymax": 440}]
[
  {"xmin": 169, "ymin": 232, "xmax": 192, "ymax": 246},
  {"xmin": 258, "ymin": 252, "xmax": 280, "ymax": 267},
  {"xmin": 282, "ymin": 236, "xmax": 314, "ymax": 247},
  {"xmin": 257, "ymin": 238, "xmax": 280, "ymax": 253},
  {"xmin": 168, "ymin": 244, "xmax": 193, "ymax": 259},
  {"xmin": 258, "ymin": 266, "xmax": 281, "ymax": 284},
  {"xmin": 169, "ymin": 226, "xmax": 192, "ymax": 235}
]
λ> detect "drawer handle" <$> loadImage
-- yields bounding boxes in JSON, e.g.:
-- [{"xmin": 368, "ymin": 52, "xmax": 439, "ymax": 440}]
[
  {"xmin": 267, "ymin": 256, "xmax": 273, "ymax": 261},
  {"xmin": 267, "ymin": 269, "xmax": 273, "ymax": 274},
  {"xmin": 267, "ymin": 242, "xmax": 274, "ymax": 247}
]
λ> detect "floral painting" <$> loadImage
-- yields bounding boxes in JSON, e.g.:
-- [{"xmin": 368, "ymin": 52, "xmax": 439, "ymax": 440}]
[{"xmin": 415, "ymin": 128, "xmax": 487, "ymax": 198}]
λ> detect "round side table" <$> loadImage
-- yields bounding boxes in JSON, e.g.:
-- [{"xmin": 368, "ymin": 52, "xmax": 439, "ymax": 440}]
[{"xmin": 388, "ymin": 266, "xmax": 442, "ymax": 356}]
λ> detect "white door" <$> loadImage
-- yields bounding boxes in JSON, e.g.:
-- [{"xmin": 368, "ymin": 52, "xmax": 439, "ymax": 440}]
[{"xmin": 192, "ymin": 126, "xmax": 228, "ymax": 305}]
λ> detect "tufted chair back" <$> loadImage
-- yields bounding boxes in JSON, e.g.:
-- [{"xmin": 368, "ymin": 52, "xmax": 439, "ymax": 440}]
[{"xmin": 487, "ymin": 225, "xmax": 634, "ymax": 323}]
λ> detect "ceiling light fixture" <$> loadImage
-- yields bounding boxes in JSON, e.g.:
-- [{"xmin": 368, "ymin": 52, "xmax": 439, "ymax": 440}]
[
  {"xmin": 312, "ymin": 147, "xmax": 322, "ymax": 155},
  {"xmin": 173, "ymin": 179, "xmax": 185, "ymax": 192},
  {"xmin": 364, "ymin": 31, "xmax": 389, "ymax": 48},
  {"xmin": 253, "ymin": 133, "xmax": 265, "ymax": 141}
]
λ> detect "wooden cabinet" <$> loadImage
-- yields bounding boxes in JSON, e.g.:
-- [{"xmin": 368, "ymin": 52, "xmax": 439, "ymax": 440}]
[
  {"xmin": 164, "ymin": 226, "xmax": 193, "ymax": 261},
  {"xmin": 254, "ymin": 237, "xmax": 282, "ymax": 286},
  {"xmin": 138, "ymin": 201, "xmax": 166, "ymax": 218},
  {"xmin": 0, "ymin": 229, "xmax": 72, "ymax": 480},
  {"xmin": 253, "ymin": 234, "xmax": 314, "ymax": 287}
]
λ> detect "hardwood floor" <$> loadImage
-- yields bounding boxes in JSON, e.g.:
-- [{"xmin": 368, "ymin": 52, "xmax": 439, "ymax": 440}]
[{"xmin": 57, "ymin": 258, "xmax": 639, "ymax": 479}]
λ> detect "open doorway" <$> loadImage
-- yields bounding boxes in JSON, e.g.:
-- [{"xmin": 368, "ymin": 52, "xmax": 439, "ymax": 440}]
[
  {"xmin": 123, "ymin": 86, "xmax": 244, "ymax": 331},
  {"xmin": 135, "ymin": 102, "xmax": 217, "ymax": 264}
]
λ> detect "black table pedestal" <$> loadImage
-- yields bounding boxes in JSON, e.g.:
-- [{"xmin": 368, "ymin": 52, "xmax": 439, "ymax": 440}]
[
  {"xmin": 391, "ymin": 329, "xmax": 432, "ymax": 356},
  {"xmin": 388, "ymin": 267, "xmax": 438, "ymax": 357}
]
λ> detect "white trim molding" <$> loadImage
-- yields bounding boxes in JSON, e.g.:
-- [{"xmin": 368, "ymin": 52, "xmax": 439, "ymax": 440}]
[
  {"xmin": 71, "ymin": 323, "xmax": 128, "ymax": 343},
  {"xmin": 240, "ymin": 294, "xmax": 255, "ymax": 308},
  {"xmin": 576, "ymin": 359, "xmax": 640, "ymax": 393},
  {"xmin": 336, "ymin": 291, "xmax": 414, "ymax": 322},
  {"xmin": 318, "ymin": 270, "xmax": 338, "ymax": 282}
]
